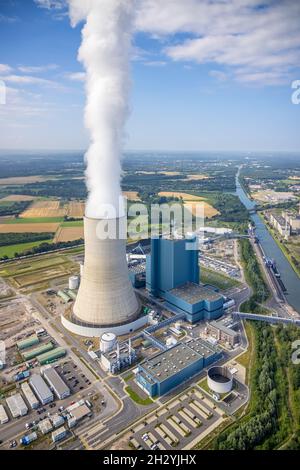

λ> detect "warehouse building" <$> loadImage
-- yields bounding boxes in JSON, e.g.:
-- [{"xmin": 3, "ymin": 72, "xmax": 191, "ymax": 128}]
[
  {"xmin": 37, "ymin": 347, "xmax": 66, "ymax": 365},
  {"xmin": 42, "ymin": 367, "xmax": 70, "ymax": 400},
  {"xmin": 146, "ymin": 237, "xmax": 224, "ymax": 322},
  {"xmin": 0, "ymin": 404, "xmax": 9, "ymax": 424},
  {"xmin": 38, "ymin": 418, "xmax": 53, "ymax": 435},
  {"xmin": 17, "ymin": 334, "xmax": 39, "ymax": 351},
  {"xmin": 135, "ymin": 338, "xmax": 221, "ymax": 397},
  {"xmin": 22, "ymin": 342, "xmax": 53, "ymax": 361},
  {"xmin": 6, "ymin": 393, "xmax": 28, "ymax": 418},
  {"xmin": 52, "ymin": 426, "xmax": 67, "ymax": 443},
  {"xmin": 29, "ymin": 374, "xmax": 53, "ymax": 405},
  {"xmin": 21, "ymin": 381, "xmax": 39, "ymax": 409},
  {"xmin": 51, "ymin": 414, "xmax": 65, "ymax": 428}
]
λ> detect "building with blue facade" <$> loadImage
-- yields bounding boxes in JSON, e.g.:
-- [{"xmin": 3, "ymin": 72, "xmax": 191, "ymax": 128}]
[
  {"xmin": 135, "ymin": 338, "xmax": 222, "ymax": 397},
  {"xmin": 146, "ymin": 237, "xmax": 224, "ymax": 322}
]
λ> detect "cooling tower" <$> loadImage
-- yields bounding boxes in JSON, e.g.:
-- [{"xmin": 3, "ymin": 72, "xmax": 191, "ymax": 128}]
[{"xmin": 72, "ymin": 216, "xmax": 139, "ymax": 327}]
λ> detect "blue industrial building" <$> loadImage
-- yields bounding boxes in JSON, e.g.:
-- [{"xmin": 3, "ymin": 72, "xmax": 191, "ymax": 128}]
[
  {"xmin": 135, "ymin": 338, "xmax": 222, "ymax": 397},
  {"xmin": 146, "ymin": 237, "xmax": 224, "ymax": 322}
]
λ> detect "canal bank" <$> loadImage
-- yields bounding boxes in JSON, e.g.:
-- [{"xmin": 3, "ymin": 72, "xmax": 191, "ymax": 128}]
[{"xmin": 236, "ymin": 168, "xmax": 300, "ymax": 314}]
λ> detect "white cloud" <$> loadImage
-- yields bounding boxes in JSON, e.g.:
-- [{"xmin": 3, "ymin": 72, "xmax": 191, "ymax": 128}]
[
  {"xmin": 136, "ymin": 0, "xmax": 300, "ymax": 85},
  {"xmin": 0, "ymin": 74, "xmax": 62, "ymax": 89},
  {"xmin": 18, "ymin": 64, "xmax": 59, "ymax": 74},
  {"xmin": 34, "ymin": 0, "xmax": 67, "ymax": 10},
  {"xmin": 0, "ymin": 64, "xmax": 13, "ymax": 74},
  {"xmin": 143, "ymin": 61, "xmax": 167, "ymax": 67},
  {"xmin": 0, "ymin": 14, "xmax": 18, "ymax": 23},
  {"xmin": 65, "ymin": 72, "xmax": 86, "ymax": 81}
]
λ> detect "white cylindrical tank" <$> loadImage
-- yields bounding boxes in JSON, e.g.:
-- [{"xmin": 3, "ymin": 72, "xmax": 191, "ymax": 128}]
[
  {"xmin": 100, "ymin": 332, "xmax": 117, "ymax": 353},
  {"xmin": 207, "ymin": 366, "xmax": 233, "ymax": 395},
  {"xmin": 175, "ymin": 321, "xmax": 182, "ymax": 330},
  {"xmin": 80, "ymin": 263, "xmax": 84, "ymax": 277},
  {"xmin": 69, "ymin": 276, "xmax": 80, "ymax": 290}
]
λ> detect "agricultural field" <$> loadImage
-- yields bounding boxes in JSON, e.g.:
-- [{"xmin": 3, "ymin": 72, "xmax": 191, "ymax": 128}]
[
  {"xmin": 0, "ymin": 194, "xmax": 38, "ymax": 202},
  {"xmin": 0, "ymin": 222, "xmax": 60, "ymax": 233},
  {"xmin": 0, "ymin": 175, "xmax": 50, "ymax": 185},
  {"xmin": 123, "ymin": 191, "xmax": 141, "ymax": 201},
  {"xmin": 20, "ymin": 199, "xmax": 66, "ymax": 218},
  {"xmin": 158, "ymin": 191, "xmax": 205, "ymax": 201},
  {"xmin": 54, "ymin": 226, "xmax": 84, "ymax": 242},
  {"xmin": 66, "ymin": 201, "xmax": 85, "ymax": 218},
  {"xmin": 0, "ymin": 240, "xmax": 52, "ymax": 259}
]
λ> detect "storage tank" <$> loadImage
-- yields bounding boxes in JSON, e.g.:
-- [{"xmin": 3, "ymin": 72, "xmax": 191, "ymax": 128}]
[
  {"xmin": 69, "ymin": 275, "xmax": 80, "ymax": 290},
  {"xmin": 207, "ymin": 366, "xmax": 233, "ymax": 395},
  {"xmin": 100, "ymin": 332, "xmax": 117, "ymax": 353}
]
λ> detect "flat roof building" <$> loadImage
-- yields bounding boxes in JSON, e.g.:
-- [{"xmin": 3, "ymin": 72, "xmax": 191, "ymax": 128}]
[
  {"xmin": 136, "ymin": 337, "xmax": 221, "ymax": 397},
  {"xmin": 0, "ymin": 404, "xmax": 9, "ymax": 424},
  {"xmin": 42, "ymin": 367, "xmax": 70, "ymax": 400},
  {"xmin": 69, "ymin": 403, "xmax": 91, "ymax": 421},
  {"xmin": 21, "ymin": 382, "xmax": 39, "ymax": 409},
  {"xmin": 206, "ymin": 319, "xmax": 240, "ymax": 347},
  {"xmin": 52, "ymin": 426, "xmax": 67, "ymax": 443},
  {"xmin": 29, "ymin": 374, "xmax": 53, "ymax": 405},
  {"xmin": 38, "ymin": 418, "xmax": 53, "ymax": 435},
  {"xmin": 6, "ymin": 393, "xmax": 28, "ymax": 418}
]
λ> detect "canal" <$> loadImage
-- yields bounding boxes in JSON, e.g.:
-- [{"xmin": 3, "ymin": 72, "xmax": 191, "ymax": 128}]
[{"xmin": 236, "ymin": 169, "xmax": 300, "ymax": 313}]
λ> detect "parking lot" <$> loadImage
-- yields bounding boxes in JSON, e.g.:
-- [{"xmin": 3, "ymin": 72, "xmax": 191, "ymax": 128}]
[
  {"xmin": 129, "ymin": 386, "xmax": 225, "ymax": 450},
  {"xmin": 55, "ymin": 361, "xmax": 91, "ymax": 394}
]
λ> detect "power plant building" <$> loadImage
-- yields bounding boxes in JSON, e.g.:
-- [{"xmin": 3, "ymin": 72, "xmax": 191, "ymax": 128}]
[
  {"xmin": 146, "ymin": 237, "xmax": 224, "ymax": 322},
  {"xmin": 136, "ymin": 338, "xmax": 221, "ymax": 397}
]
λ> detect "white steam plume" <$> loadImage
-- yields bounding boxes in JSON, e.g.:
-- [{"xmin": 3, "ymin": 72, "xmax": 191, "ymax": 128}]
[{"xmin": 68, "ymin": 0, "xmax": 136, "ymax": 218}]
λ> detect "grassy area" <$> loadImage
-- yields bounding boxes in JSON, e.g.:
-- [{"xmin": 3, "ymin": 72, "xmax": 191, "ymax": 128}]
[
  {"xmin": 200, "ymin": 266, "xmax": 240, "ymax": 290},
  {"xmin": 235, "ymin": 321, "xmax": 254, "ymax": 384},
  {"xmin": 124, "ymin": 386, "xmax": 153, "ymax": 406},
  {"xmin": 61, "ymin": 220, "xmax": 83, "ymax": 227},
  {"xmin": 4, "ymin": 217, "xmax": 64, "ymax": 224},
  {"xmin": 123, "ymin": 373, "xmax": 134, "ymax": 382},
  {"xmin": 0, "ymin": 239, "xmax": 53, "ymax": 258}
]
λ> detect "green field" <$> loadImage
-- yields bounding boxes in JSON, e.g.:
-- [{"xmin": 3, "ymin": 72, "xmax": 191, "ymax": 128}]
[
  {"xmin": 4, "ymin": 217, "xmax": 64, "ymax": 224},
  {"xmin": 0, "ymin": 240, "xmax": 53, "ymax": 258},
  {"xmin": 125, "ymin": 386, "xmax": 153, "ymax": 405},
  {"xmin": 200, "ymin": 266, "xmax": 240, "ymax": 290},
  {"xmin": 61, "ymin": 220, "xmax": 83, "ymax": 227}
]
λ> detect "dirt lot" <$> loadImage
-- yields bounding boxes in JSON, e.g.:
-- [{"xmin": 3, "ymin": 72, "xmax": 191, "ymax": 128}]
[
  {"xmin": 54, "ymin": 226, "xmax": 84, "ymax": 242},
  {"xmin": 0, "ymin": 223, "xmax": 60, "ymax": 233},
  {"xmin": 66, "ymin": 201, "xmax": 85, "ymax": 218},
  {"xmin": 21, "ymin": 200, "xmax": 66, "ymax": 218}
]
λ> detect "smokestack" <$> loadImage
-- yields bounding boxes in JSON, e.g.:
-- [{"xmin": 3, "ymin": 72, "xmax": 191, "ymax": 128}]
[{"xmin": 73, "ymin": 216, "xmax": 139, "ymax": 326}]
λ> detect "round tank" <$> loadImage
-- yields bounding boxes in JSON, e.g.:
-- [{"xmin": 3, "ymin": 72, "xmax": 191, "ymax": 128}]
[
  {"xmin": 100, "ymin": 332, "xmax": 117, "ymax": 353},
  {"xmin": 69, "ymin": 276, "xmax": 80, "ymax": 290},
  {"xmin": 207, "ymin": 366, "xmax": 233, "ymax": 394}
]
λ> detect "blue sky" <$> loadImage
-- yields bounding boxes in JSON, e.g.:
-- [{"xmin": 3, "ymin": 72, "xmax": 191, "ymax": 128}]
[{"xmin": 0, "ymin": 0, "xmax": 299, "ymax": 152}]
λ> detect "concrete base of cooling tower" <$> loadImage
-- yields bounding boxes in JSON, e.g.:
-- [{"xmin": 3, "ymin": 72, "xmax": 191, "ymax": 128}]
[{"xmin": 61, "ymin": 312, "xmax": 149, "ymax": 338}]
